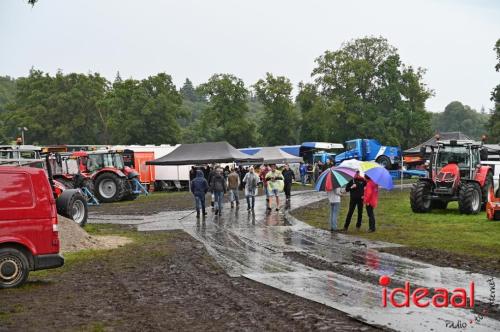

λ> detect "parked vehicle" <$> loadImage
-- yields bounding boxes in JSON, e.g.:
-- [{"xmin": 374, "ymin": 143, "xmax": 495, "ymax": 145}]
[
  {"xmin": 335, "ymin": 139, "xmax": 401, "ymax": 169},
  {"xmin": 410, "ymin": 140, "xmax": 493, "ymax": 214},
  {"xmin": 0, "ymin": 146, "xmax": 88, "ymax": 226},
  {"xmin": 0, "ymin": 166, "xmax": 65, "ymax": 288},
  {"xmin": 70, "ymin": 150, "xmax": 143, "ymax": 203}
]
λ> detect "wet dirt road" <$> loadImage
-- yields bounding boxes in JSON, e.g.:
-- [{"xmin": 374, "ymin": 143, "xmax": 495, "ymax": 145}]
[{"xmin": 89, "ymin": 191, "xmax": 500, "ymax": 331}]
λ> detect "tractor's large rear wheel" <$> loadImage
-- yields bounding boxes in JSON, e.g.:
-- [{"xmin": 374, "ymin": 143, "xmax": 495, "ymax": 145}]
[
  {"xmin": 410, "ymin": 181, "xmax": 432, "ymax": 213},
  {"xmin": 481, "ymin": 172, "xmax": 493, "ymax": 210},
  {"xmin": 458, "ymin": 182, "xmax": 482, "ymax": 214},
  {"xmin": 95, "ymin": 173, "xmax": 127, "ymax": 203}
]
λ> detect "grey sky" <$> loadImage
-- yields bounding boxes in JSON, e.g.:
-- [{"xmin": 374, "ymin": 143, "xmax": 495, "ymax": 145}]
[{"xmin": 1, "ymin": 0, "xmax": 499, "ymax": 112}]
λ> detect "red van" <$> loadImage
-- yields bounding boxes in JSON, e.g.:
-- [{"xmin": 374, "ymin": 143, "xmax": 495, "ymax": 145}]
[{"xmin": 0, "ymin": 166, "xmax": 64, "ymax": 289}]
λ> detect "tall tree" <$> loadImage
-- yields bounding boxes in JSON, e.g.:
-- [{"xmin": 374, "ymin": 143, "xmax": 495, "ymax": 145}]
[
  {"xmin": 103, "ymin": 73, "xmax": 184, "ymax": 144},
  {"xmin": 432, "ymin": 101, "xmax": 489, "ymax": 139},
  {"xmin": 0, "ymin": 69, "xmax": 108, "ymax": 145},
  {"xmin": 311, "ymin": 36, "xmax": 433, "ymax": 148},
  {"xmin": 198, "ymin": 74, "xmax": 256, "ymax": 147},
  {"xmin": 488, "ymin": 39, "xmax": 500, "ymax": 142},
  {"xmin": 253, "ymin": 73, "xmax": 299, "ymax": 145}
]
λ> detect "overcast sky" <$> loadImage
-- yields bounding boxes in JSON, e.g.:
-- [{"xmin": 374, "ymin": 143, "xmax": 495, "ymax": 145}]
[{"xmin": 1, "ymin": 0, "xmax": 499, "ymax": 112}]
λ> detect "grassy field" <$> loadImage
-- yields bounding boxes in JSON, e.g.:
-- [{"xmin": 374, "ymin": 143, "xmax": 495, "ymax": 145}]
[{"xmin": 292, "ymin": 188, "xmax": 500, "ymax": 259}]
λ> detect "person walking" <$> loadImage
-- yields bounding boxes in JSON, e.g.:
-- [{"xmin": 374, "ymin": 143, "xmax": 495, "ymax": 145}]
[
  {"xmin": 327, "ymin": 188, "xmax": 342, "ymax": 232},
  {"xmin": 265, "ymin": 164, "xmax": 284, "ymax": 211},
  {"xmin": 242, "ymin": 166, "xmax": 259, "ymax": 211},
  {"xmin": 210, "ymin": 167, "xmax": 226, "ymax": 216},
  {"xmin": 190, "ymin": 170, "xmax": 208, "ymax": 218},
  {"xmin": 282, "ymin": 164, "xmax": 295, "ymax": 201},
  {"xmin": 227, "ymin": 168, "xmax": 240, "ymax": 208},
  {"xmin": 299, "ymin": 162, "xmax": 307, "ymax": 185},
  {"xmin": 343, "ymin": 171, "xmax": 366, "ymax": 231},
  {"xmin": 259, "ymin": 165, "xmax": 271, "ymax": 210},
  {"xmin": 364, "ymin": 175, "xmax": 379, "ymax": 232}
]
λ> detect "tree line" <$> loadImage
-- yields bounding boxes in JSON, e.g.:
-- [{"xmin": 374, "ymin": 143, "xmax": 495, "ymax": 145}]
[{"xmin": 0, "ymin": 36, "xmax": 497, "ymax": 149}]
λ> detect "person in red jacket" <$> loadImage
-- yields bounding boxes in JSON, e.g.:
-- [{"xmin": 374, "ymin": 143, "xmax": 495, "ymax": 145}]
[{"xmin": 363, "ymin": 175, "xmax": 379, "ymax": 232}]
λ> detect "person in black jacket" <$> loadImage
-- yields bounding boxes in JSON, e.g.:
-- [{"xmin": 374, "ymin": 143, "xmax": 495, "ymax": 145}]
[
  {"xmin": 343, "ymin": 171, "xmax": 366, "ymax": 231},
  {"xmin": 281, "ymin": 164, "xmax": 295, "ymax": 201},
  {"xmin": 190, "ymin": 170, "xmax": 209, "ymax": 218}
]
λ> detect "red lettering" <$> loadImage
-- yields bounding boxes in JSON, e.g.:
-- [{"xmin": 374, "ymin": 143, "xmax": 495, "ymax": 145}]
[
  {"xmin": 382, "ymin": 288, "xmax": 387, "ymax": 307},
  {"xmin": 390, "ymin": 281, "xmax": 410, "ymax": 307},
  {"xmin": 450, "ymin": 289, "xmax": 467, "ymax": 307},
  {"xmin": 432, "ymin": 288, "xmax": 449, "ymax": 307},
  {"xmin": 412, "ymin": 288, "xmax": 430, "ymax": 307}
]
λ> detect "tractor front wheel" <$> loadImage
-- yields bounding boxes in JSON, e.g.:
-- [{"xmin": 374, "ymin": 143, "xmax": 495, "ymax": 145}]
[
  {"xmin": 410, "ymin": 181, "xmax": 432, "ymax": 213},
  {"xmin": 95, "ymin": 173, "xmax": 127, "ymax": 203},
  {"xmin": 56, "ymin": 189, "xmax": 88, "ymax": 227},
  {"xmin": 458, "ymin": 182, "xmax": 482, "ymax": 215}
]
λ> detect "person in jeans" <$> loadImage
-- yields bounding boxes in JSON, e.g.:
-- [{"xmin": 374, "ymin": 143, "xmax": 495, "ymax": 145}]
[
  {"xmin": 210, "ymin": 168, "xmax": 226, "ymax": 216},
  {"xmin": 243, "ymin": 166, "xmax": 259, "ymax": 211},
  {"xmin": 327, "ymin": 188, "xmax": 342, "ymax": 231},
  {"xmin": 259, "ymin": 165, "xmax": 271, "ymax": 210},
  {"xmin": 282, "ymin": 164, "xmax": 295, "ymax": 201},
  {"xmin": 343, "ymin": 171, "xmax": 366, "ymax": 231},
  {"xmin": 363, "ymin": 175, "xmax": 379, "ymax": 232},
  {"xmin": 227, "ymin": 168, "xmax": 240, "ymax": 208},
  {"xmin": 190, "ymin": 170, "xmax": 208, "ymax": 218},
  {"xmin": 299, "ymin": 162, "xmax": 307, "ymax": 185}
]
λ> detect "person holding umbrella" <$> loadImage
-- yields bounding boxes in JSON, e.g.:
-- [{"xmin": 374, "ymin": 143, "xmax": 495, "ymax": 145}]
[
  {"xmin": 364, "ymin": 174, "xmax": 379, "ymax": 232},
  {"xmin": 343, "ymin": 170, "xmax": 366, "ymax": 231}
]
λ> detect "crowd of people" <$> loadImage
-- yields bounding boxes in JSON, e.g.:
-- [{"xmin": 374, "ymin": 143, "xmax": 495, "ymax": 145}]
[
  {"xmin": 189, "ymin": 164, "xmax": 295, "ymax": 218},
  {"xmin": 189, "ymin": 162, "xmax": 379, "ymax": 233}
]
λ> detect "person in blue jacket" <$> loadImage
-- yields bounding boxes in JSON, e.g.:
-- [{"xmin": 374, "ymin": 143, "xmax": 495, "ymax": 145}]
[
  {"xmin": 190, "ymin": 170, "xmax": 209, "ymax": 218},
  {"xmin": 299, "ymin": 162, "xmax": 308, "ymax": 185}
]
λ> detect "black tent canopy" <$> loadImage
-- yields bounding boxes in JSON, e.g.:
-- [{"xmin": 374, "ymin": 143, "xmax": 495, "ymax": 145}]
[
  {"xmin": 146, "ymin": 141, "xmax": 263, "ymax": 165},
  {"xmin": 404, "ymin": 132, "xmax": 472, "ymax": 154}
]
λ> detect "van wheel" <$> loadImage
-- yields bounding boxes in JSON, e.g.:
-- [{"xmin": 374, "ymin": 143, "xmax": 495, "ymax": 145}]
[
  {"xmin": 0, "ymin": 248, "xmax": 30, "ymax": 289},
  {"xmin": 56, "ymin": 189, "xmax": 89, "ymax": 227}
]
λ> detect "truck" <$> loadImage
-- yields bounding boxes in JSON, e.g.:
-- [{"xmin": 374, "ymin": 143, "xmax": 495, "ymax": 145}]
[
  {"xmin": 0, "ymin": 166, "xmax": 65, "ymax": 288},
  {"xmin": 335, "ymin": 139, "xmax": 401, "ymax": 170}
]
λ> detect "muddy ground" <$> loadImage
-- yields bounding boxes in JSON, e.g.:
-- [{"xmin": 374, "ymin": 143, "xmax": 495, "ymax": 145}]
[{"xmin": 0, "ymin": 227, "xmax": 377, "ymax": 332}]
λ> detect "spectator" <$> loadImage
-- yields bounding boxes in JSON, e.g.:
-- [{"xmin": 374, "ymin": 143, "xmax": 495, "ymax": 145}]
[
  {"xmin": 265, "ymin": 164, "xmax": 284, "ymax": 211},
  {"xmin": 243, "ymin": 166, "xmax": 259, "ymax": 211},
  {"xmin": 327, "ymin": 188, "xmax": 342, "ymax": 231},
  {"xmin": 227, "ymin": 168, "xmax": 240, "ymax": 208},
  {"xmin": 190, "ymin": 170, "xmax": 208, "ymax": 218},
  {"xmin": 210, "ymin": 167, "xmax": 226, "ymax": 216},
  {"xmin": 363, "ymin": 175, "xmax": 379, "ymax": 232},
  {"xmin": 282, "ymin": 164, "xmax": 295, "ymax": 201},
  {"xmin": 299, "ymin": 162, "xmax": 307, "ymax": 185},
  {"xmin": 259, "ymin": 165, "xmax": 271, "ymax": 210},
  {"xmin": 343, "ymin": 171, "xmax": 366, "ymax": 231}
]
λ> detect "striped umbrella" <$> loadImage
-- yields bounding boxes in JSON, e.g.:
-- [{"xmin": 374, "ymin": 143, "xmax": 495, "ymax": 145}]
[
  {"xmin": 315, "ymin": 167, "xmax": 355, "ymax": 192},
  {"xmin": 339, "ymin": 160, "xmax": 393, "ymax": 190}
]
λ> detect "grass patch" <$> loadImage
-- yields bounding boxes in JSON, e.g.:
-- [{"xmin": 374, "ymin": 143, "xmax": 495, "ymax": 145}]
[{"xmin": 293, "ymin": 189, "xmax": 500, "ymax": 259}]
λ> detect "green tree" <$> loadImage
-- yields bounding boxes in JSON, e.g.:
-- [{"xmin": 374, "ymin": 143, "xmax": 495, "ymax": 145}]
[
  {"xmin": 432, "ymin": 101, "xmax": 489, "ymax": 139},
  {"xmin": 198, "ymin": 74, "xmax": 256, "ymax": 147},
  {"xmin": 0, "ymin": 69, "xmax": 108, "ymax": 145},
  {"xmin": 311, "ymin": 36, "xmax": 433, "ymax": 148},
  {"xmin": 103, "ymin": 73, "xmax": 184, "ymax": 145},
  {"xmin": 253, "ymin": 73, "xmax": 299, "ymax": 145},
  {"xmin": 0, "ymin": 76, "xmax": 16, "ymax": 113},
  {"xmin": 488, "ymin": 39, "xmax": 500, "ymax": 142}
]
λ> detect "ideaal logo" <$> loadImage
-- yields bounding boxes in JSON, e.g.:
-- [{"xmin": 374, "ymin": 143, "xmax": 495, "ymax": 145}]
[
  {"xmin": 379, "ymin": 275, "xmax": 474, "ymax": 308},
  {"xmin": 379, "ymin": 275, "xmax": 496, "ymax": 329}
]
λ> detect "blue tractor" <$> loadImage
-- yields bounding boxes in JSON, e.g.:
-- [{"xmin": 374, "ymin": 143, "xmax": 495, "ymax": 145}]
[{"xmin": 335, "ymin": 139, "xmax": 401, "ymax": 169}]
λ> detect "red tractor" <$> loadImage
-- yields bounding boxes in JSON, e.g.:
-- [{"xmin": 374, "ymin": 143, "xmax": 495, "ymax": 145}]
[
  {"xmin": 71, "ymin": 150, "xmax": 144, "ymax": 203},
  {"xmin": 410, "ymin": 140, "xmax": 493, "ymax": 214}
]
